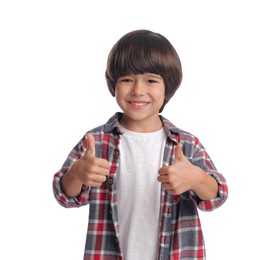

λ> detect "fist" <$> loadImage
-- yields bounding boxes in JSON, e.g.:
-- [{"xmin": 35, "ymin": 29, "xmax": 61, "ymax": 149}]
[
  {"xmin": 75, "ymin": 133, "xmax": 110, "ymax": 187},
  {"xmin": 157, "ymin": 143, "xmax": 196, "ymax": 195}
]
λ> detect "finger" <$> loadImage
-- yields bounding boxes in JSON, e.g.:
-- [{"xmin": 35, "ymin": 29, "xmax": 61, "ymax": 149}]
[
  {"xmin": 175, "ymin": 143, "xmax": 184, "ymax": 162},
  {"xmin": 84, "ymin": 180, "xmax": 104, "ymax": 187},
  {"xmin": 89, "ymin": 158, "xmax": 110, "ymax": 175},
  {"xmin": 95, "ymin": 167, "xmax": 109, "ymax": 176},
  {"xmin": 161, "ymin": 183, "xmax": 174, "ymax": 191},
  {"xmin": 97, "ymin": 158, "xmax": 111, "ymax": 171},
  {"xmin": 157, "ymin": 175, "xmax": 169, "ymax": 183},
  {"xmin": 85, "ymin": 133, "xmax": 96, "ymax": 157},
  {"xmin": 81, "ymin": 174, "xmax": 107, "ymax": 186},
  {"xmin": 158, "ymin": 166, "xmax": 169, "ymax": 176},
  {"xmin": 90, "ymin": 174, "xmax": 107, "ymax": 183}
]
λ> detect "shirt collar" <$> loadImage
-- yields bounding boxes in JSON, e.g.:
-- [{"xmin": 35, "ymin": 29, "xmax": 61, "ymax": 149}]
[
  {"xmin": 103, "ymin": 112, "xmax": 179, "ymax": 143},
  {"xmin": 103, "ymin": 112, "xmax": 123, "ymax": 135}
]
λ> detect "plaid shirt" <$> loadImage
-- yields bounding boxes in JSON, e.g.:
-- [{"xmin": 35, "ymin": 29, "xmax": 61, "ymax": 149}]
[{"xmin": 53, "ymin": 112, "xmax": 228, "ymax": 260}]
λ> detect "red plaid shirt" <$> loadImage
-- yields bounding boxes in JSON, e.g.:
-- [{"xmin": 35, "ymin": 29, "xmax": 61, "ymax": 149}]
[{"xmin": 53, "ymin": 112, "xmax": 228, "ymax": 260}]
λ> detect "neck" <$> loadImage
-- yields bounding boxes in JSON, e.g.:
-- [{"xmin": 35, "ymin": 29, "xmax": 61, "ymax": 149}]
[{"xmin": 120, "ymin": 115, "xmax": 163, "ymax": 133}]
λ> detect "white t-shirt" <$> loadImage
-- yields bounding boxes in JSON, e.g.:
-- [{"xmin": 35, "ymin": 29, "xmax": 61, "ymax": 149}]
[{"xmin": 116, "ymin": 126, "xmax": 166, "ymax": 260}]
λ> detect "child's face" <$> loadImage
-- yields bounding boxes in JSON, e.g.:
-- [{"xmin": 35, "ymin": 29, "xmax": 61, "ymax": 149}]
[{"xmin": 115, "ymin": 73, "xmax": 165, "ymax": 131}]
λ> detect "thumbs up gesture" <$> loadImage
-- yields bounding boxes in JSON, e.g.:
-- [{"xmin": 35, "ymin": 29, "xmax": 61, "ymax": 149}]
[
  {"xmin": 73, "ymin": 133, "xmax": 110, "ymax": 187},
  {"xmin": 157, "ymin": 143, "xmax": 200, "ymax": 195}
]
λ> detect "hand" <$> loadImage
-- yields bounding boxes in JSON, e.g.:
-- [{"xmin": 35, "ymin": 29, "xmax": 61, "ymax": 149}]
[
  {"xmin": 157, "ymin": 143, "xmax": 201, "ymax": 195},
  {"xmin": 73, "ymin": 133, "xmax": 110, "ymax": 187}
]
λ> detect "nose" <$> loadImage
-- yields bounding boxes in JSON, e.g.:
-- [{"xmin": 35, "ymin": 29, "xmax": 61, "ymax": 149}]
[{"xmin": 131, "ymin": 80, "xmax": 146, "ymax": 96}]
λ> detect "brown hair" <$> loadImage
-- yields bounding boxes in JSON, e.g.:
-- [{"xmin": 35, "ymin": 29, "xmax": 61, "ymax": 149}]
[{"xmin": 105, "ymin": 29, "xmax": 183, "ymax": 112}]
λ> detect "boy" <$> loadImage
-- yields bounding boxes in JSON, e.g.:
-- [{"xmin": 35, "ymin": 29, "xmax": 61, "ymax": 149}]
[{"xmin": 53, "ymin": 29, "xmax": 228, "ymax": 260}]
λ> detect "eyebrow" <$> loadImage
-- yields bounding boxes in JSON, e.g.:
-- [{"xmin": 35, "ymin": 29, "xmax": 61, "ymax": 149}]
[{"xmin": 145, "ymin": 73, "xmax": 163, "ymax": 79}]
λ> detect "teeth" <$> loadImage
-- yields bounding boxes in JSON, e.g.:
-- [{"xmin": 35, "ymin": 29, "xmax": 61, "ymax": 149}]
[{"xmin": 130, "ymin": 102, "xmax": 147, "ymax": 106}]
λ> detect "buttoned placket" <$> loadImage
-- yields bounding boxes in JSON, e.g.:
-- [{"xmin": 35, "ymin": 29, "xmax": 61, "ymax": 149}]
[
  {"xmin": 158, "ymin": 191, "xmax": 174, "ymax": 259},
  {"xmin": 107, "ymin": 131, "xmax": 123, "ymax": 258},
  {"xmin": 158, "ymin": 134, "xmax": 179, "ymax": 259}
]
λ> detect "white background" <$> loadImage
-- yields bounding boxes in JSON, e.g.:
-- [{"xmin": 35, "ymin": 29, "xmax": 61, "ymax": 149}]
[{"xmin": 1, "ymin": 0, "xmax": 270, "ymax": 259}]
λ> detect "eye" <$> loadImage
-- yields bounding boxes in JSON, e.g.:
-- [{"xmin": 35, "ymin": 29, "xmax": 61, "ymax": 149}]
[
  {"xmin": 147, "ymin": 79, "xmax": 158, "ymax": 83},
  {"xmin": 145, "ymin": 73, "xmax": 163, "ymax": 84},
  {"xmin": 122, "ymin": 78, "xmax": 133, "ymax": 82},
  {"xmin": 118, "ymin": 77, "xmax": 133, "ymax": 83}
]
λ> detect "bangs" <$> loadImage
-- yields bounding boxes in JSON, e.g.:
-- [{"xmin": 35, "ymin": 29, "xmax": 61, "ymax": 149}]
[{"xmin": 109, "ymin": 33, "xmax": 170, "ymax": 78}]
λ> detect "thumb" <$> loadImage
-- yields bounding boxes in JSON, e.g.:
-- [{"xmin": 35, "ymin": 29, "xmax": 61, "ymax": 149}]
[
  {"xmin": 175, "ymin": 143, "xmax": 184, "ymax": 162},
  {"xmin": 85, "ymin": 133, "xmax": 96, "ymax": 157}
]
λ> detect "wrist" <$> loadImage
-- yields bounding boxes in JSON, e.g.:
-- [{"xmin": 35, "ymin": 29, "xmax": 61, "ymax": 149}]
[
  {"xmin": 191, "ymin": 167, "xmax": 219, "ymax": 200},
  {"xmin": 191, "ymin": 167, "xmax": 207, "ymax": 192}
]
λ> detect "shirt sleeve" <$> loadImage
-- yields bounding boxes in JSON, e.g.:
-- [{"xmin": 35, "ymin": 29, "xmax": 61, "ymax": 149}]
[
  {"xmin": 52, "ymin": 134, "xmax": 91, "ymax": 208},
  {"xmin": 188, "ymin": 137, "xmax": 229, "ymax": 211}
]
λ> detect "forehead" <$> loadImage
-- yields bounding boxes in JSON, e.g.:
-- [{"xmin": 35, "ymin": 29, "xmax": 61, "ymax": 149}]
[{"xmin": 119, "ymin": 73, "xmax": 163, "ymax": 80}]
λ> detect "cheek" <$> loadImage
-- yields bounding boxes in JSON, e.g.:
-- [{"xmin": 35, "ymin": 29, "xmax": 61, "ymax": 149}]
[
  {"xmin": 115, "ymin": 91, "xmax": 121, "ymax": 105},
  {"xmin": 156, "ymin": 89, "xmax": 165, "ymax": 102},
  {"xmin": 115, "ymin": 86, "xmax": 122, "ymax": 101},
  {"xmin": 115, "ymin": 87, "xmax": 125, "ymax": 107},
  {"xmin": 115, "ymin": 84, "xmax": 126, "ymax": 96}
]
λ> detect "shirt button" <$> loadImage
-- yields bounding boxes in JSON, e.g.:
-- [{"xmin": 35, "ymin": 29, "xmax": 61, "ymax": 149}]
[
  {"xmin": 113, "ymin": 149, "xmax": 119, "ymax": 158},
  {"xmin": 109, "ymin": 178, "xmax": 114, "ymax": 185}
]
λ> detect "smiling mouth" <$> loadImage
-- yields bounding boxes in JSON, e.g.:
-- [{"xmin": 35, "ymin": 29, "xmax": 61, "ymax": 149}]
[{"xmin": 128, "ymin": 101, "xmax": 150, "ymax": 107}]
